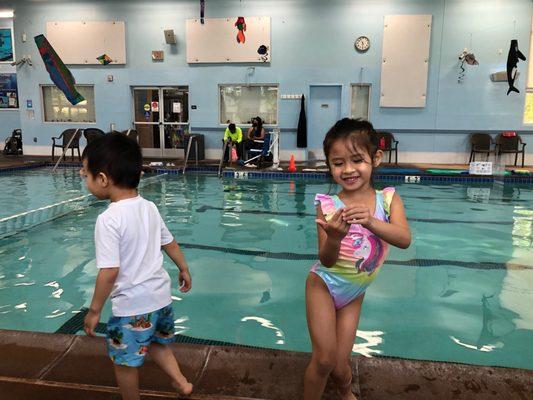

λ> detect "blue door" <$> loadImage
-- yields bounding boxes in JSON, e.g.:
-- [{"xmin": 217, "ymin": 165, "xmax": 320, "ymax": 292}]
[{"xmin": 308, "ymin": 85, "xmax": 342, "ymax": 157}]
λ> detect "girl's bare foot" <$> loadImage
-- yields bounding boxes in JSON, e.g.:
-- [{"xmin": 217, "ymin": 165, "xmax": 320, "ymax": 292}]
[
  {"xmin": 338, "ymin": 382, "xmax": 357, "ymax": 400},
  {"xmin": 340, "ymin": 392, "xmax": 357, "ymax": 400},
  {"xmin": 172, "ymin": 378, "xmax": 193, "ymax": 396}
]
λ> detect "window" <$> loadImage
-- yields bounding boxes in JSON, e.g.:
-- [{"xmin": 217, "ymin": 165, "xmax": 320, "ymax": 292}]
[
  {"xmin": 524, "ymin": 92, "xmax": 533, "ymax": 124},
  {"xmin": 220, "ymin": 84, "xmax": 278, "ymax": 125},
  {"xmin": 42, "ymin": 85, "xmax": 95, "ymax": 123},
  {"xmin": 350, "ymin": 84, "xmax": 371, "ymax": 121},
  {"xmin": 524, "ymin": 23, "xmax": 533, "ymax": 124}
]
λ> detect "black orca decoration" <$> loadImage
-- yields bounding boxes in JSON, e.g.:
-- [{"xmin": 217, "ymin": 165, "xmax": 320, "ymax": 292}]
[{"xmin": 506, "ymin": 39, "xmax": 526, "ymax": 95}]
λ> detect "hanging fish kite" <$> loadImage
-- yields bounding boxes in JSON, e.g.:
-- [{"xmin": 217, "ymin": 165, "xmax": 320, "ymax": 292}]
[
  {"xmin": 506, "ymin": 39, "xmax": 526, "ymax": 95},
  {"xmin": 235, "ymin": 17, "xmax": 246, "ymax": 44},
  {"xmin": 34, "ymin": 34, "xmax": 85, "ymax": 105}
]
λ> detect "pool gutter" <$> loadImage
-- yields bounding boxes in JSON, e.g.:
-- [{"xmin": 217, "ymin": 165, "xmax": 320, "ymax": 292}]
[{"xmin": 1, "ymin": 329, "xmax": 532, "ymax": 399}]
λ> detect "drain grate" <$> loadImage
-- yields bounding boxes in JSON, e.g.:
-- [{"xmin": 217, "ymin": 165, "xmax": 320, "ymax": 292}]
[{"xmin": 56, "ymin": 308, "xmax": 270, "ymax": 350}]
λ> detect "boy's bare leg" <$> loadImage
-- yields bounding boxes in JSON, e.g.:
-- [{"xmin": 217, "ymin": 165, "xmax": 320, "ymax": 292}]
[
  {"xmin": 149, "ymin": 342, "xmax": 193, "ymax": 395},
  {"xmin": 113, "ymin": 365, "xmax": 140, "ymax": 400}
]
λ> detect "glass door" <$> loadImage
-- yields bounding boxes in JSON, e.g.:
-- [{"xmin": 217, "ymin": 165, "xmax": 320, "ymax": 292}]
[
  {"xmin": 133, "ymin": 87, "xmax": 161, "ymax": 158},
  {"xmin": 132, "ymin": 86, "xmax": 189, "ymax": 158},
  {"xmin": 162, "ymin": 87, "xmax": 189, "ymax": 158}
]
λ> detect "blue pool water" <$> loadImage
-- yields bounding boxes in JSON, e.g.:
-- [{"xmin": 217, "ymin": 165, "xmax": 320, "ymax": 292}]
[{"xmin": 0, "ymin": 168, "xmax": 532, "ymax": 369}]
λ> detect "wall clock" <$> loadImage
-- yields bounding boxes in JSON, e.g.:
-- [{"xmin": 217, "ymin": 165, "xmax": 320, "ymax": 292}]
[{"xmin": 355, "ymin": 36, "xmax": 370, "ymax": 52}]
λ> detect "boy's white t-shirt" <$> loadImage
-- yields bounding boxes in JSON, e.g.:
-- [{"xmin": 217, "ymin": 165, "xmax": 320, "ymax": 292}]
[{"xmin": 95, "ymin": 195, "xmax": 174, "ymax": 317}]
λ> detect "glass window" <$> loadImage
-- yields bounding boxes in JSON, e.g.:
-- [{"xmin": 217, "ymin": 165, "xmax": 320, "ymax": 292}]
[
  {"xmin": 350, "ymin": 84, "xmax": 371, "ymax": 121},
  {"xmin": 524, "ymin": 91, "xmax": 533, "ymax": 124},
  {"xmin": 42, "ymin": 85, "xmax": 95, "ymax": 123},
  {"xmin": 220, "ymin": 84, "xmax": 278, "ymax": 125}
]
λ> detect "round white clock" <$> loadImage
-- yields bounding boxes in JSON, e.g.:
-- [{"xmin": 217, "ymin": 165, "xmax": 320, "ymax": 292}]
[{"xmin": 354, "ymin": 36, "xmax": 370, "ymax": 52}]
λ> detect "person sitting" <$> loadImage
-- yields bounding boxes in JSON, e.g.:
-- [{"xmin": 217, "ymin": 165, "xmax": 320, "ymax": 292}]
[
  {"xmin": 245, "ymin": 117, "xmax": 266, "ymax": 158},
  {"xmin": 223, "ymin": 123, "xmax": 243, "ymax": 162}
]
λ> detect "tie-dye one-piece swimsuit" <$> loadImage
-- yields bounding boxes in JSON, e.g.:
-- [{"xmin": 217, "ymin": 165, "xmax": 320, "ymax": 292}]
[{"xmin": 311, "ymin": 188, "xmax": 395, "ymax": 309}]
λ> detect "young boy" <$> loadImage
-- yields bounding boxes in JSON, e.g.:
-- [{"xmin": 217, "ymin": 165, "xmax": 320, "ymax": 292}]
[{"xmin": 81, "ymin": 133, "xmax": 193, "ymax": 399}]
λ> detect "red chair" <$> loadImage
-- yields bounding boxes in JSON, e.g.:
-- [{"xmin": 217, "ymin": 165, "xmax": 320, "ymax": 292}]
[{"xmin": 376, "ymin": 131, "xmax": 399, "ymax": 164}]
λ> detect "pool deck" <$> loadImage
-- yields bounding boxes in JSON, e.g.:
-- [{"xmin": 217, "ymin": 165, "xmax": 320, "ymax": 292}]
[
  {"xmin": 1, "ymin": 154, "xmax": 532, "ymax": 175},
  {"xmin": 2, "ymin": 329, "xmax": 532, "ymax": 399}
]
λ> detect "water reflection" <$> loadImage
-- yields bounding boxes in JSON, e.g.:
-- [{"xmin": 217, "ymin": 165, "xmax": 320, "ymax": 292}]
[
  {"xmin": 240, "ymin": 316, "xmax": 285, "ymax": 345},
  {"xmin": 352, "ymin": 330, "xmax": 383, "ymax": 357}
]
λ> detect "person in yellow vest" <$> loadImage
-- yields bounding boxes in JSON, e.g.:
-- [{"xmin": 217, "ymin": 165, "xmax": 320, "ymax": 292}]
[{"xmin": 223, "ymin": 123, "xmax": 243, "ymax": 162}]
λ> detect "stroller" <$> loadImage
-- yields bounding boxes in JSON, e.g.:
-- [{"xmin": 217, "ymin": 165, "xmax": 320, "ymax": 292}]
[{"xmin": 3, "ymin": 129, "xmax": 23, "ymax": 155}]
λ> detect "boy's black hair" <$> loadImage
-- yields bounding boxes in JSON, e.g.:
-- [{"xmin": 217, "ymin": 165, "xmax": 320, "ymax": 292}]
[
  {"xmin": 82, "ymin": 132, "xmax": 143, "ymax": 189},
  {"xmin": 228, "ymin": 123, "xmax": 236, "ymax": 133}
]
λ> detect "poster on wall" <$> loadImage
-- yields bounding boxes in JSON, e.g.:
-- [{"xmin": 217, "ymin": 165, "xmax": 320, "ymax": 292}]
[
  {"xmin": 186, "ymin": 17, "xmax": 271, "ymax": 63},
  {"xmin": 0, "ymin": 73, "xmax": 19, "ymax": 109},
  {"xmin": 0, "ymin": 28, "xmax": 14, "ymax": 62}
]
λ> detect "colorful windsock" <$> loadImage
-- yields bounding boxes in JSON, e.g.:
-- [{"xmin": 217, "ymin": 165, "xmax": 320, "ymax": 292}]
[{"xmin": 34, "ymin": 34, "xmax": 85, "ymax": 105}]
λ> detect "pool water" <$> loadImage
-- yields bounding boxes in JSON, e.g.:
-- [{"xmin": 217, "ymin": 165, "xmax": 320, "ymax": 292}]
[
  {"xmin": 0, "ymin": 168, "xmax": 85, "ymax": 218},
  {"xmin": 0, "ymin": 169, "xmax": 532, "ymax": 369}
]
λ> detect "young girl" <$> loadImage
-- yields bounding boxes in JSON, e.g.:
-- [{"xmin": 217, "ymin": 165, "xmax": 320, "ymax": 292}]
[{"xmin": 304, "ymin": 118, "xmax": 411, "ymax": 400}]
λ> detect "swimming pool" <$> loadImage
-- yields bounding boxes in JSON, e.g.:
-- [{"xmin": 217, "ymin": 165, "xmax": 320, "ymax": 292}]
[{"xmin": 0, "ymin": 168, "xmax": 532, "ymax": 370}]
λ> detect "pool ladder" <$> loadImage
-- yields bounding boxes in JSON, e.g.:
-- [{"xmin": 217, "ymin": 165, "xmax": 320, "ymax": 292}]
[
  {"xmin": 183, "ymin": 135, "xmax": 200, "ymax": 174},
  {"xmin": 217, "ymin": 140, "xmax": 232, "ymax": 178}
]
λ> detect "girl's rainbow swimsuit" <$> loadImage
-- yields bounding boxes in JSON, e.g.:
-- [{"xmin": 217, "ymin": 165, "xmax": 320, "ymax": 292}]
[{"xmin": 311, "ymin": 188, "xmax": 395, "ymax": 309}]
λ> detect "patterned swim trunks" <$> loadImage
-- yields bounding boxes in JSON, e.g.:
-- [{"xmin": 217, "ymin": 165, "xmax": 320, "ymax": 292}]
[{"xmin": 106, "ymin": 303, "xmax": 176, "ymax": 367}]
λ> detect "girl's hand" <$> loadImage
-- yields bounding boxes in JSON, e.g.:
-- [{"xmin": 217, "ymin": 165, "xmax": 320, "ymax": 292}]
[
  {"xmin": 179, "ymin": 269, "xmax": 192, "ymax": 293},
  {"xmin": 342, "ymin": 204, "xmax": 375, "ymax": 228},
  {"xmin": 316, "ymin": 208, "xmax": 350, "ymax": 241}
]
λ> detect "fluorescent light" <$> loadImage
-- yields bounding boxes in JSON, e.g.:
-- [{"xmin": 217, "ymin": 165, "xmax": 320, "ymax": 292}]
[{"xmin": 0, "ymin": 10, "xmax": 14, "ymax": 18}]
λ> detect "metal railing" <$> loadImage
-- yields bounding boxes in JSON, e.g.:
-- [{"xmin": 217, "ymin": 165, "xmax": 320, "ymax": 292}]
[
  {"xmin": 183, "ymin": 135, "xmax": 200, "ymax": 174},
  {"xmin": 217, "ymin": 140, "xmax": 232, "ymax": 177}
]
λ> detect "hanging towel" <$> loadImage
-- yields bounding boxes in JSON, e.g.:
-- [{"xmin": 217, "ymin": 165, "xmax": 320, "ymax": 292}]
[{"xmin": 296, "ymin": 95, "xmax": 307, "ymax": 148}]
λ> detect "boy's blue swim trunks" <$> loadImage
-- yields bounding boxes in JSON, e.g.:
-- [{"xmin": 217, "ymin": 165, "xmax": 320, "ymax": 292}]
[{"xmin": 105, "ymin": 303, "xmax": 176, "ymax": 367}]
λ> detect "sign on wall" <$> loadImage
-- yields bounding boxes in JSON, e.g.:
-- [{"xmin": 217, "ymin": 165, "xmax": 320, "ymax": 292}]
[
  {"xmin": 380, "ymin": 15, "xmax": 432, "ymax": 108},
  {"xmin": 186, "ymin": 17, "xmax": 271, "ymax": 63},
  {"xmin": 46, "ymin": 21, "xmax": 126, "ymax": 65},
  {"xmin": 0, "ymin": 28, "xmax": 14, "ymax": 62},
  {"xmin": 0, "ymin": 73, "xmax": 18, "ymax": 109}
]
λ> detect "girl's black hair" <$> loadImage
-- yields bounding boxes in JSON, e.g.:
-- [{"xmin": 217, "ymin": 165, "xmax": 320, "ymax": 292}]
[
  {"xmin": 323, "ymin": 118, "xmax": 380, "ymax": 189},
  {"xmin": 323, "ymin": 118, "xmax": 379, "ymax": 165}
]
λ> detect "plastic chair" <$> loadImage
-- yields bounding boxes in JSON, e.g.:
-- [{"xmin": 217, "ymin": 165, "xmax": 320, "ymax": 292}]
[
  {"xmin": 51, "ymin": 129, "xmax": 82, "ymax": 161},
  {"xmin": 83, "ymin": 128, "xmax": 105, "ymax": 146},
  {"xmin": 496, "ymin": 133, "xmax": 526, "ymax": 167},
  {"xmin": 245, "ymin": 133, "xmax": 272, "ymax": 169},
  {"xmin": 469, "ymin": 133, "xmax": 494, "ymax": 162},
  {"xmin": 376, "ymin": 131, "xmax": 399, "ymax": 164}
]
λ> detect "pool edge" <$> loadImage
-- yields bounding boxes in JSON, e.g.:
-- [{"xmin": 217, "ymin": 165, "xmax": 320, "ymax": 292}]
[{"xmin": 1, "ymin": 329, "xmax": 532, "ymax": 399}]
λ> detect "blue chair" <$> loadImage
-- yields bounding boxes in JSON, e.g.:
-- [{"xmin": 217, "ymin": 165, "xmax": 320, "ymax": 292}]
[{"xmin": 244, "ymin": 133, "xmax": 272, "ymax": 169}]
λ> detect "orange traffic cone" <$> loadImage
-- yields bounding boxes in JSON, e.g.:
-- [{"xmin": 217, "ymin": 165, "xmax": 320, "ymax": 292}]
[{"xmin": 288, "ymin": 154, "xmax": 297, "ymax": 172}]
